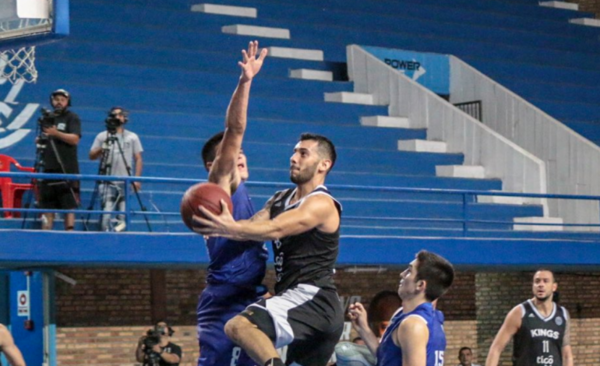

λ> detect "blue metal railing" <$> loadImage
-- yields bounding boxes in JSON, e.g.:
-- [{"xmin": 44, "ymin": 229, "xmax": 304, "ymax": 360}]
[{"xmin": 1, "ymin": 171, "xmax": 600, "ymax": 235}]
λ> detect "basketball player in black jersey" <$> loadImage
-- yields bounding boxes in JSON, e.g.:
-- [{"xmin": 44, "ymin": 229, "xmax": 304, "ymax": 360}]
[
  {"xmin": 194, "ymin": 133, "xmax": 343, "ymax": 366},
  {"xmin": 485, "ymin": 269, "xmax": 573, "ymax": 366}
]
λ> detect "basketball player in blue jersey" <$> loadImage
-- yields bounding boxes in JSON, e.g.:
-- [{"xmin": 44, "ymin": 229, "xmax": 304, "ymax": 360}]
[
  {"xmin": 194, "ymin": 133, "xmax": 344, "ymax": 366},
  {"xmin": 486, "ymin": 269, "xmax": 573, "ymax": 366},
  {"xmin": 348, "ymin": 250, "xmax": 454, "ymax": 366},
  {"xmin": 196, "ymin": 41, "xmax": 269, "ymax": 366}
]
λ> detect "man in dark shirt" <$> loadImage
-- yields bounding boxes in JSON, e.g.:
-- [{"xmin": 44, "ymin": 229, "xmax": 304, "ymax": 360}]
[
  {"xmin": 135, "ymin": 321, "xmax": 182, "ymax": 366},
  {"xmin": 486, "ymin": 269, "xmax": 573, "ymax": 366},
  {"xmin": 37, "ymin": 89, "xmax": 81, "ymax": 231}
]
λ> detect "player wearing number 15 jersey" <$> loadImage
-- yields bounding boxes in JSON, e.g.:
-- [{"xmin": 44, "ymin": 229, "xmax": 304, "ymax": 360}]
[
  {"xmin": 348, "ymin": 250, "xmax": 455, "ymax": 366},
  {"xmin": 486, "ymin": 269, "xmax": 573, "ymax": 366}
]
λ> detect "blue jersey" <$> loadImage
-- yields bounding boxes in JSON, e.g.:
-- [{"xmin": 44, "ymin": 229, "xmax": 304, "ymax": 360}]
[
  {"xmin": 205, "ymin": 182, "xmax": 268, "ymax": 289},
  {"xmin": 377, "ymin": 303, "xmax": 446, "ymax": 366}
]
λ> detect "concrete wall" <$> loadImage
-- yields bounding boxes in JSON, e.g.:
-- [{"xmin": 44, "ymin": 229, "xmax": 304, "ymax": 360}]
[
  {"xmin": 450, "ymin": 56, "xmax": 600, "ymax": 229},
  {"xmin": 347, "ymin": 45, "xmax": 548, "ymax": 212}
]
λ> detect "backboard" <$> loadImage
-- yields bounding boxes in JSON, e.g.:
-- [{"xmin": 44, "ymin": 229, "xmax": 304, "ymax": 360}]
[
  {"xmin": 0, "ymin": 0, "xmax": 69, "ymax": 50},
  {"xmin": 0, "ymin": 0, "xmax": 69, "ymax": 83}
]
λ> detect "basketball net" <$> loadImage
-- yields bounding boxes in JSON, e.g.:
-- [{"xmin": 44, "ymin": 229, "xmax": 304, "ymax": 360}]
[{"xmin": 0, "ymin": 46, "xmax": 38, "ymax": 84}]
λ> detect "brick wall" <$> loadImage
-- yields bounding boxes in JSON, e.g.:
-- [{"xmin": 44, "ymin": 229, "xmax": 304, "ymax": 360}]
[
  {"xmin": 55, "ymin": 268, "xmax": 600, "ymax": 366},
  {"xmin": 567, "ymin": 0, "xmax": 600, "ymax": 17}
]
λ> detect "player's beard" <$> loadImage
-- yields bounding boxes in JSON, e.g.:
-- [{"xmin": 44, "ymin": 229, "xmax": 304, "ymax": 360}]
[
  {"xmin": 290, "ymin": 161, "xmax": 319, "ymax": 184},
  {"xmin": 535, "ymin": 293, "xmax": 552, "ymax": 302}
]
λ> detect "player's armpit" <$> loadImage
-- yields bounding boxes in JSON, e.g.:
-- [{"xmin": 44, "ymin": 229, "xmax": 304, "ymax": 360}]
[
  {"xmin": 208, "ymin": 153, "xmax": 240, "ymax": 196},
  {"xmin": 397, "ymin": 316, "xmax": 429, "ymax": 366}
]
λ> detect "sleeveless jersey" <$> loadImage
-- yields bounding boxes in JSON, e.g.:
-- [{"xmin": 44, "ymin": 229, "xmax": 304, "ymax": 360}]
[
  {"xmin": 377, "ymin": 302, "xmax": 446, "ymax": 366},
  {"xmin": 269, "ymin": 185, "xmax": 342, "ymax": 294},
  {"xmin": 513, "ymin": 300, "xmax": 567, "ymax": 366},
  {"xmin": 205, "ymin": 182, "xmax": 268, "ymax": 289}
]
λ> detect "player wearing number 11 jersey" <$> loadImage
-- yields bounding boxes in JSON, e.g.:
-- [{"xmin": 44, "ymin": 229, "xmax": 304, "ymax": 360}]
[{"xmin": 486, "ymin": 269, "xmax": 573, "ymax": 366}]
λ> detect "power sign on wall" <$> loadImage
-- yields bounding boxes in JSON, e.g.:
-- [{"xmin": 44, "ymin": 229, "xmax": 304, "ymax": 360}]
[{"xmin": 362, "ymin": 46, "xmax": 450, "ymax": 95}]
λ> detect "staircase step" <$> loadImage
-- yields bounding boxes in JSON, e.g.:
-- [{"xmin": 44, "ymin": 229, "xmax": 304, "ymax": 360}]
[
  {"xmin": 361, "ymin": 116, "xmax": 411, "ymax": 128},
  {"xmin": 513, "ymin": 217, "xmax": 564, "ymax": 231},
  {"xmin": 289, "ymin": 69, "xmax": 333, "ymax": 81},
  {"xmin": 477, "ymin": 193, "xmax": 525, "ymax": 205},
  {"xmin": 267, "ymin": 46, "xmax": 323, "ymax": 61},
  {"xmin": 569, "ymin": 18, "xmax": 600, "ymax": 27},
  {"xmin": 324, "ymin": 92, "xmax": 384, "ymax": 106},
  {"xmin": 539, "ymin": 1, "xmax": 579, "ymax": 10},
  {"xmin": 436, "ymin": 165, "xmax": 486, "ymax": 179},
  {"xmin": 222, "ymin": 24, "xmax": 290, "ymax": 39},
  {"xmin": 190, "ymin": 3, "xmax": 257, "ymax": 18},
  {"xmin": 398, "ymin": 140, "xmax": 447, "ymax": 153}
]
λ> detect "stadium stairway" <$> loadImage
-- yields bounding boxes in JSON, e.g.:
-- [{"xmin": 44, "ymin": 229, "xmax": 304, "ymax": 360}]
[
  {"xmin": 1, "ymin": 0, "xmax": 597, "ymax": 239},
  {"xmin": 46, "ymin": 0, "xmax": 600, "ymax": 137}
]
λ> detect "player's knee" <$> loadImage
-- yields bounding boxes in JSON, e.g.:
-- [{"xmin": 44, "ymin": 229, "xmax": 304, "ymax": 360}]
[{"xmin": 224, "ymin": 315, "xmax": 248, "ymax": 342}]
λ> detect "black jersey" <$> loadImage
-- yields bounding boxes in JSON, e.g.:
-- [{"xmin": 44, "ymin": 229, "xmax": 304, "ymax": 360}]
[
  {"xmin": 513, "ymin": 300, "xmax": 567, "ymax": 366},
  {"xmin": 42, "ymin": 109, "xmax": 81, "ymax": 174},
  {"xmin": 269, "ymin": 185, "xmax": 342, "ymax": 294}
]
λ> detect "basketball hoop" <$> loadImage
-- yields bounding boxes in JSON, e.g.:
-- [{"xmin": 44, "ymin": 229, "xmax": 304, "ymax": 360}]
[{"xmin": 0, "ymin": 46, "xmax": 38, "ymax": 84}]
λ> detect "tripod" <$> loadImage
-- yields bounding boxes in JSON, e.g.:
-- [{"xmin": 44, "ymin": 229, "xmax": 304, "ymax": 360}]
[
  {"xmin": 85, "ymin": 130, "xmax": 152, "ymax": 232},
  {"xmin": 21, "ymin": 122, "xmax": 88, "ymax": 231}
]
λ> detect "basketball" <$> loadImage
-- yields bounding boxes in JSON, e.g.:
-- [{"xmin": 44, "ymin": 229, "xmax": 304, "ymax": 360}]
[{"xmin": 180, "ymin": 182, "xmax": 233, "ymax": 231}]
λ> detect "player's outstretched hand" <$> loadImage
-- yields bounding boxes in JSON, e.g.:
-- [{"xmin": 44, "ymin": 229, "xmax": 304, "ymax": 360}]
[
  {"xmin": 239, "ymin": 40, "xmax": 268, "ymax": 83},
  {"xmin": 193, "ymin": 200, "xmax": 238, "ymax": 238}
]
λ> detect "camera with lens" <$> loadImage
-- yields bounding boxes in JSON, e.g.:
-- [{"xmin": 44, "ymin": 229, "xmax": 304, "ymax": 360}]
[
  {"xmin": 143, "ymin": 328, "xmax": 163, "ymax": 364},
  {"xmin": 143, "ymin": 328, "xmax": 162, "ymax": 351},
  {"xmin": 38, "ymin": 108, "xmax": 58, "ymax": 130},
  {"xmin": 105, "ymin": 112, "xmax": 123, "ymax": 134}
]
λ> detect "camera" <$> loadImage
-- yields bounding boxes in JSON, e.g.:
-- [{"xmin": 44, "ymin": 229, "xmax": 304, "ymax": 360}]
[
  {"xmin": 105, "ymin": 112, "xmax": 122, "ymax": 134},
  {"xmin": 144, "ymin": 328, "xmax": 162, "ymax": 351},
  {"xmin": 143, "ymin": 328, "xmax": 163, "ymax": 365},
  {"xmin": 38, "ymin": 108, "xmax": 58, "ymax": 130}
]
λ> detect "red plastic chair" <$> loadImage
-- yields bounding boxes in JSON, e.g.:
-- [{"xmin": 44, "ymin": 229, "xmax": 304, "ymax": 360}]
[{"xmin": 0, "ymin": 154, "xmax": 35, "ymax": 218}]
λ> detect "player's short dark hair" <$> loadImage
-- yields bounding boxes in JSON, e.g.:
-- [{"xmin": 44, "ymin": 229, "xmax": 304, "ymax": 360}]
[
  {"xmin": 201, "ymin": 131, "xmax": 225, "ymax": 170},
  {"xmin": 415, "ymin": 250, "xmax": 454, "ymax": 302},
  {"xmin": 459, "ymin": 346, "xmax": 472, "ymax": 355},
  {"xmin": 534, "ymin": 268, "xmax": 556, "ymax": 282},
  {"xmin": 299, "ymin": 133, "xmax": 337, "ymax": 173}
]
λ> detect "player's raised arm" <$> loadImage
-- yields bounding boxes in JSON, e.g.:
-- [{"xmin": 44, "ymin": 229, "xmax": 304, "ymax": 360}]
[
  {"xmin": 208, "ymin": 41, "xmax": 268, "ymax": 193},
  {"xmin": 486, "ymin": 306, "xmax": 522, "ymax": 366}
]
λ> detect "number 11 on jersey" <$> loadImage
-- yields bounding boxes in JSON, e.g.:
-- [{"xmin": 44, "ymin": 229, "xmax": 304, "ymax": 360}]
[{"xmin": 542, "ymin": 340, "xmax": 550, "ymax": 353}]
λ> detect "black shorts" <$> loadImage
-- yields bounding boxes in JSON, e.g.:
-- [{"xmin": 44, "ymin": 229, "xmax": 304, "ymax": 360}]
[
  {"xmin": 38, "ymin": 180, "xmax": 80, "ymax": 210},
  {"xmin": 241, "ymin": 284, "xmax": 344, "ymax": 366}
]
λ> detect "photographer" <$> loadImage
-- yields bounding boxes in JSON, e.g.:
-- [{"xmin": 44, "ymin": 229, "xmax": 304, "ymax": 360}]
[
  {"xmin": 135, "ymin": 321, "xmax": 182, "ymax": 366},
  {"xmin": 37, "ymin": 89, "xmax": 81, "ymax": 231},
  {"xmin": 89, "ymin": 107, "xmax": 143, "ymax": 232}
]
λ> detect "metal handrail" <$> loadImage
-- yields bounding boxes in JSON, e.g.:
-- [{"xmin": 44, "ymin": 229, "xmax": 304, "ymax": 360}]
[{"xmin": 2, "ymin": 171, "xmax": 599, "ymax": 234}]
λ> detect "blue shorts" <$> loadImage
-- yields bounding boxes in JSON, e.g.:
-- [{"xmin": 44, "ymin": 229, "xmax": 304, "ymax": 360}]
[{"xmin": 196, "ymin": 284, "xmax": 262, "ymax": 366}]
